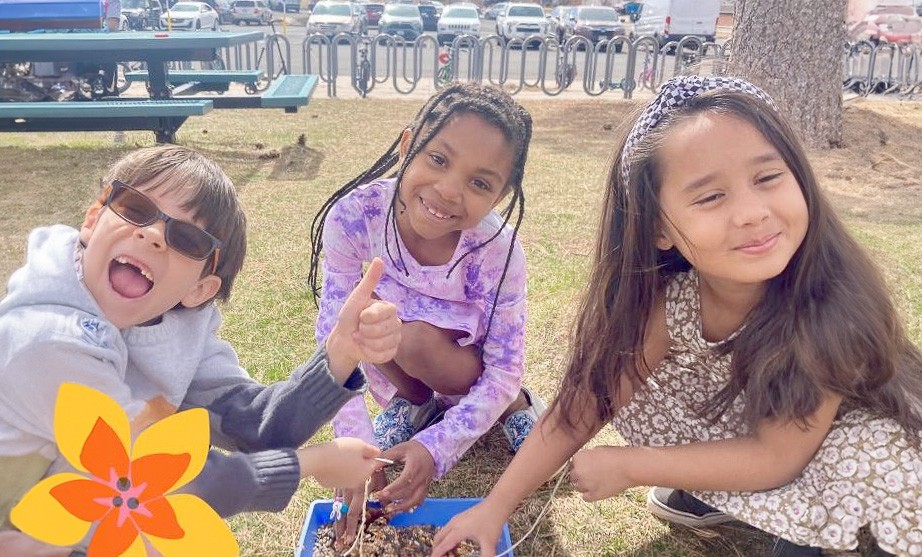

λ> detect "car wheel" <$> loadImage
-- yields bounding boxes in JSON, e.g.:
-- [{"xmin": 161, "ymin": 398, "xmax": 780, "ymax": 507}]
[
  {"xmin": 196, "ymin": 19, "xmax": 201, "ymax": 29},
  {"xmin": 212, "ymin": 19, "xmax": 218, "ymax": 30}
]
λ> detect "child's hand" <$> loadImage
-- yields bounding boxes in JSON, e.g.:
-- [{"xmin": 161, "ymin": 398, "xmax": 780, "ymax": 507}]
[
  {"xmin": 377, "ymin": 439, "xmax": 436, "ymax": 514},
  {"xmin": 296, "ymin": 437, "xmax": 382, "ymax": 488},
  {"xmin": 326, "ymin": 257, "xmax": 401, "ymax": 381},
  {"xmin": 430, "ymin": 499, "xmax": 507, "ymax": 557},
  {"xmin": 332, "ymin": 469, "xmax": 387, "ymax": 551},
  {"xmin": 569, "ymin": 445, "xmax": 635, "ymax": 501},
  {"xmin": 0, "ymin": 531, "xmax": 72, "ymax": 556}
]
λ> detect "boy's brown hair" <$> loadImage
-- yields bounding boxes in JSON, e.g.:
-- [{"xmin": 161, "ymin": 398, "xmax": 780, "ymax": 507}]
[{"xmin": 101, "ymin": 145, "xmax": 247, "ymax": 303}]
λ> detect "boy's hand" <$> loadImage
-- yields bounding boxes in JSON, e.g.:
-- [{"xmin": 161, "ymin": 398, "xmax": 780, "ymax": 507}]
[
  {"xmin": 296, "ymin": 437, "xmax": 383, "ymax": 488},
  {"xmin": 326, "ymin": 258, "xmax": 401, "ymax": 382},
  {"xmin": 332, "ymin": 469, "xmax": 387, "ymax": 551}
]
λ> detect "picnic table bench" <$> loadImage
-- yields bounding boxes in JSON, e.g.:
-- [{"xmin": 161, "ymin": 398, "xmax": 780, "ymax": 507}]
[
  {"xmin": 124, "ymin": 71, "xmax": 318, "ymax": 112},
  {"xmin": 124, "ymin": 69, "xmax": 265, "ymax": 94},
  {"xmin": 0, "ymin": 99, "xmax": 213, "ymax": 143}
]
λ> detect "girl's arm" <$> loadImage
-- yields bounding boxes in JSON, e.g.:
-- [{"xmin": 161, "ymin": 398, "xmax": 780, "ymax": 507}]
[
  {"xmin": 412, "ymin": 244, "xmax": 528, "ymax": 479},
  {"xmin": 315, "ymin": 199, "xmax": 379, "ymax": 448},
  {"xmin": 572, "ymin": 390, "xmax": 843, "ymax": 501},
  {"xmin": 569, "ymin": 295, "xmax": 843, "ymax": 499},
  {"xmin": 431, "ymin": 392, "xmax": 603, "ymax": 557}
]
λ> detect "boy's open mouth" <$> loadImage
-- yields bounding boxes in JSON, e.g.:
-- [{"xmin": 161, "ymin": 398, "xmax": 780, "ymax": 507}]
[{"xmin": 109, "ymin": 257, "xmax": 153, "ymax": 298}]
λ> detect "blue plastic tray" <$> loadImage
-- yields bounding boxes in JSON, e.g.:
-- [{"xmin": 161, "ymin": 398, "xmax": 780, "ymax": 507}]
[{"xmin": 296, "ymin": 497, "xmax": 514, "ymax": 556}]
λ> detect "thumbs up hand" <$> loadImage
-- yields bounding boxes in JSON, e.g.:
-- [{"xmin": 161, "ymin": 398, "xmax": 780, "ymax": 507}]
[{"xmin": 325, "ymin": 258, "xmax": 401, "ymax": 382}]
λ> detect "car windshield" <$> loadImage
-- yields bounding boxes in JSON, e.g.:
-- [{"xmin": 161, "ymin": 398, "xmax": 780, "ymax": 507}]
[
  {"xmin": 385, "ymin": 4, "xmax": 419, "ymax": 16},
  {"xmin": 235, "ymin": 0, "xmax": 254, "ymax": 6},
  {"xmin": 508, "ymin": 5, "xmax": 542, "ymax": 17},
  {"xmin": 172, "ymin": 3, "xmax": 200, "ymax": 11},
  {"xmin": 579, "ymin": 7, "xmax": 616, "ymax": 21},
  {"xmin": 123, "ymin": 0, "xmax": 146, "ymax": 8},
  {"xmin": 444, "ymin": 6, "xmax": 477, "ymax": 18},
  {"xmin": 314, "ymin": 2, "xmax": 351, "ymax": 14}
]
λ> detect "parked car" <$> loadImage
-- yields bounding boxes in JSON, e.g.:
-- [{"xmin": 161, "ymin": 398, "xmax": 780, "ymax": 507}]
[
  {"xmin": 306, "ymin": 0, "xmax": 363, "ymax": 37},
  {"xmin": 160, "ymin": 1, "xmax": 220, "ymax": 29},
  {"xmin": 364, "ymin": 1, "xmax": 384, "ymax": 26},
  {"xmin": 437, "ymin": 3, "xmax": 480, "ymax": 44},
  {"xmin": 200, "ymin": 0, "xmax": 232, "ymax": 22},
  {"xmin": 418, "ymin": 2, "xmax": 438, "ymax": 31},
  {"xmin": 378, "ymin": 3, "xmax": 423, "ymax": 40},
  {"xmin": 122, "ymin": 0, "xmax": 163, "ymax": 29},
  {"xmin": 631, "ymin": 0, "xmax": 719, "ymax": 46},
  {"xmin": 350, "ymin": 1, "xmax": 368, "ymax": 33},
  {"xmin": 566, "ymin": 5, "xmax": 626, "ymax": 51},
  {"xmin": 496, "ymin": 2, "xmax": 547, "ymax": 46},
  {"xmin": 482, "ymin": 1, "xmax": 506, "ymax": 20},
  {"xmin": 282, "ymin": 0, "xmax": 300, "ymax": 12},
  {"xmin": 230, "ymin": 0, "xmax": 271, "ymax": 24},
  {"xmin": 849, "ymin": 7, "xmax": 922, "ymax": 45},
  {"xmin": 548, "ymin": 5, "xmax": 574, "ymax": 42}
]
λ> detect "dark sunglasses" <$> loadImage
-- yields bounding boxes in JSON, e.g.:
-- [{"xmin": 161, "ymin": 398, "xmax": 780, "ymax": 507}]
[{"xmin": 102, "ymin": 180, "xmax": 223, "ymax": 274}]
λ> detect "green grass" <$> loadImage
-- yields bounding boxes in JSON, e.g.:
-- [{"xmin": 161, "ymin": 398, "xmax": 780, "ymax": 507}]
[{"xmin": 1, "ymin": 97, "xmax": 919, "ymax": 556}]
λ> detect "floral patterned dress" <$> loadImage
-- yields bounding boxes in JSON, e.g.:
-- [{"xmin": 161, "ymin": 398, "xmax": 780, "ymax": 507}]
[{"xmin": 612, "ymin": 271, "xmax": 922, "ymax": 555}]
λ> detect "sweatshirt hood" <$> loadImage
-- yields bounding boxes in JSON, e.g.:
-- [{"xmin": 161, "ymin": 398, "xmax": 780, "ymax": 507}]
[{"xmin": 0, "ymin": 225, "xmax": 100, "ymax": 317}]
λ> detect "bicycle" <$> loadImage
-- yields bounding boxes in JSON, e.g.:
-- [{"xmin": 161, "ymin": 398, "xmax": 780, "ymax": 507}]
[
  {"xmin": 554, "ymin": 46, "xmax": 577, "ymax": 89},
  {"xmin": 245, "ymin": 17, "xmax": 288, "ymax": 94},
  {"xmin": 354, "ymin": 37, "xmax": 372, "ymax": 97},
  {"xmin": 436, "ymin": 49, "xmax": 453, "ymax": 88}
]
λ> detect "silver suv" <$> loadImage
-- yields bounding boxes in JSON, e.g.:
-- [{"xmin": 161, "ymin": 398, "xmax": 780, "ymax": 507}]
[
  {"xmin": 496, "ymin": 2, "xmax": 547, "ymax": 45},
  {"xmin": 437, "ymin": 4, "xmax": 481, "ymax": 45},
  {"xmin": 230, "ymin": 0, "xmax": 272, "ymax": 24}
]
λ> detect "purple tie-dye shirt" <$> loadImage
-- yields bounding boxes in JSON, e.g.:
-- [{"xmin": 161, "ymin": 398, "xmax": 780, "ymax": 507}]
[{"xmin": 315, "ymin": 178, "xmax": 526, "ymax": 478}]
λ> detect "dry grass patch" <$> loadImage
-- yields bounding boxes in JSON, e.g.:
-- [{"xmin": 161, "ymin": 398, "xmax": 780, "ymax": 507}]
[{"xmin": 0, "ymin": 96, "xmax": 919, "ymax": 556}]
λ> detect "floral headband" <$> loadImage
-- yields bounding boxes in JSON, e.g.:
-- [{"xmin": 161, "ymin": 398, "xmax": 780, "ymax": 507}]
[{"xmin": 619, "ymin": 75, "xmax": 778, "ymax": 186}]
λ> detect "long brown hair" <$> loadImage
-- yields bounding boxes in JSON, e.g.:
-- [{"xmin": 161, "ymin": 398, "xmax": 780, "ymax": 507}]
[{"xmin": 554, "ymin": 89, "xmax": 922, "ymax": 436}]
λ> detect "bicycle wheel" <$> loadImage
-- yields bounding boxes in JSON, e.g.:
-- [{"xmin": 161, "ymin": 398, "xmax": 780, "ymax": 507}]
[
  {"xmin": 356, "ymin": 59, "xmax": 371, "ymax": 98},
  {"xmin": 437, "ymin": 64, "xmax": 452, "ymax": 87}
]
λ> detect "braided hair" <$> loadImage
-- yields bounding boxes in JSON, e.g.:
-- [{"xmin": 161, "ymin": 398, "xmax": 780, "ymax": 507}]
[{"xmin": 308, "ymin": 82, "xmax": 533, "ymax": 342}]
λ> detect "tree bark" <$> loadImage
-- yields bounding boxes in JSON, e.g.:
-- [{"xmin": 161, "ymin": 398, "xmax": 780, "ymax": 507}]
[{"xmin": 729, "ymin": 0, "xmax": 847, "ymax": 149}]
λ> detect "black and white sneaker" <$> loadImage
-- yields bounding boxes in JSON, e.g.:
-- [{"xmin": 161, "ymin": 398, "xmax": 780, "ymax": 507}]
[{"xmin": 646, "ymin": 487, "xmax": 735, "ymax": 528}]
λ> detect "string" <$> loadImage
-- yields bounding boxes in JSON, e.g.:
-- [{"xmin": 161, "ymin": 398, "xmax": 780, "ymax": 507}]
[
  {"xmin": 493, "ymin": 460, "xmax": 571, "ymax": 557},
  {"xmin": 340, "ymin": 476, "xmax": 372, "ymax": 557}
]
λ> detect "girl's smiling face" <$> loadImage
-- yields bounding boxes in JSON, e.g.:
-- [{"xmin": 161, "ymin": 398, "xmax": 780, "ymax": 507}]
[
  {"xmin": 655, "ymin": 112, "xmax": 809, "ymax": 292},
  {"xmin": 395, "ymin": 112, "xmax": 515, "ymax": 265}
]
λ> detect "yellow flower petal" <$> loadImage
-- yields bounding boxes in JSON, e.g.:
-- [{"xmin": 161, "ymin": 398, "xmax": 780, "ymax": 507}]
[
  {"xmin": 10, "ymin": 473, "xmax": 92, "ymax": 546},
  {"xmin": 55, "ymin": 383, "xmax": 131, "ymax": 474},
  {"xmin": 119, "ymin": 533, "xmax": 148, "ymax": 557},
  {"xmin": 146, "ymin": 494, "xmax": 238, "ymax": 557},
  {"xmin": 132, "ymin": 408, "xmax": 209, "ymax": 493}
]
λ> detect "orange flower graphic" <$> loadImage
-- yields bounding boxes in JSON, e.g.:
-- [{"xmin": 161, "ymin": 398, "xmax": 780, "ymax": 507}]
[{"xmin": 11, "ymin": 383, "xmax": 238, "ymax": 557}]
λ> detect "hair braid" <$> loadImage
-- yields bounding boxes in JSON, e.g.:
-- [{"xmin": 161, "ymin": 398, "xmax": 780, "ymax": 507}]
[{"xmin": 309, "ymin": 83, "xmax": 532, "ymax": 347}]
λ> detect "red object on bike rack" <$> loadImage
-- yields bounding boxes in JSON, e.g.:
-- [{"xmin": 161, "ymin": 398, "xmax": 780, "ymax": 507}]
[{"xmin": 438, "ymin": 51, "xmax": 450, "ymax": 64}]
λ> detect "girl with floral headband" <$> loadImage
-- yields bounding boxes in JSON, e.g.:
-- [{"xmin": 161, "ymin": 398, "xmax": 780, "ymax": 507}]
[{"xmin": 432, "ymin": 76, "xmax": 922, "ymax": 557}]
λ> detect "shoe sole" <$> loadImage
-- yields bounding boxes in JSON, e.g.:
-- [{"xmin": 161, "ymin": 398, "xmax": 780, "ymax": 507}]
[{"xmin": 645, "ymin": 489, "xmax": 735, "ymax": 528}]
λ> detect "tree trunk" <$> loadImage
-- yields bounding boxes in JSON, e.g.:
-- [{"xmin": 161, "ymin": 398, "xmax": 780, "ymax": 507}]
[{"xmin": 730, "ymin": 0, "xmax": 847, "ymax": 149}]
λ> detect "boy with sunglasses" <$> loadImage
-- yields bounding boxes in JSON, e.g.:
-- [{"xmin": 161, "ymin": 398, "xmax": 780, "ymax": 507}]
[{"xmin": 0, "ymin": 145, "xmax": 400, "ymax": 555}]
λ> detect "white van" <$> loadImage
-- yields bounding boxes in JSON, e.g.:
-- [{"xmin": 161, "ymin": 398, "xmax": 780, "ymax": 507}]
[{"xmin": 631, "ymin": 0, "xmax": 720, "ymax": 46}]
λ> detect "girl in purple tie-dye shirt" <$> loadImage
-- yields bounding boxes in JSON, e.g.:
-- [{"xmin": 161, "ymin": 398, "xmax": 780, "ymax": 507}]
[{"xmin": 308, "ymin": 83, "xmax": 545, "ymax": 549}]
